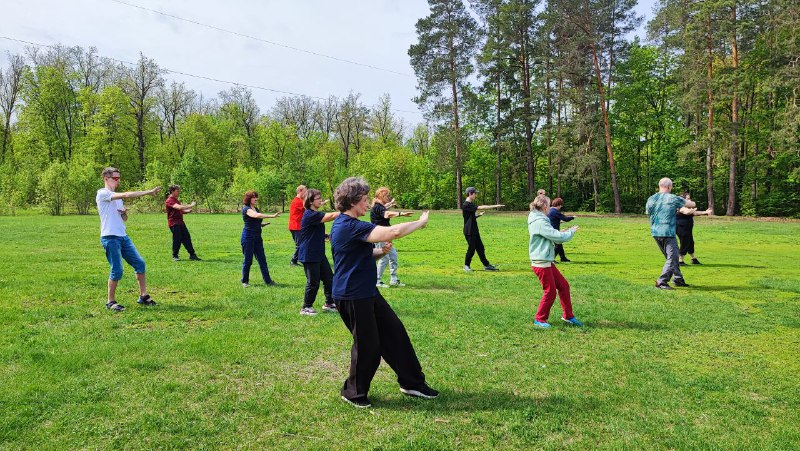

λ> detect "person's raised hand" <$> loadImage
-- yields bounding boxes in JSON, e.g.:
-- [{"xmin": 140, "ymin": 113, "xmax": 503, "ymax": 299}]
[
  {"xmin": 149, "ymin": 187, "xmax": 162, "ymax": 196},
  {"xmin": 401, "ymin": 211, "xmax": 413, "ymax": 217},
  {"xmin": 570, "ymin": 225, "xmax": 580, "ymax": 232},
  {"xmin": 706, "ymin": 208, "xmax": 713, "ymax": 215},
  {"xmin": 418, "ymin": 210, "xmax": 429, "ymax": 227},
  {"xmin": 189, "ymin": 201, "xmax": 196, "ymax": 207},
  {"xmin": 382, "ymin": 242, "xmax": 394, "ymax": 254}
]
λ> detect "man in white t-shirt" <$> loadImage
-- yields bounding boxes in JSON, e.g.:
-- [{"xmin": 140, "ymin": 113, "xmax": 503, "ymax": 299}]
[{"xmin": 96, "ymin": 167, "xmax": 161, "ymax": 311}]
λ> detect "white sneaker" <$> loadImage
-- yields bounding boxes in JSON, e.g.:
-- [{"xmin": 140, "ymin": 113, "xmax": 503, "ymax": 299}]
[
  {"xmin": 390, "ymin": 280, "xmax": 406, "ymax": 287},
  {"xmin": 463, "ymin": 265, "xmax": 472, "ymax": 272},
  {"xmin": 300, "ymin": 307, "xmax": 317, "ymax": 316},
  {"xmin": 376, "ymin": 282, "xmax": 390, "ymax": 288},
  {"xmin": 242, "ymin": 283, "xmax": 250, "ymax": 288}
]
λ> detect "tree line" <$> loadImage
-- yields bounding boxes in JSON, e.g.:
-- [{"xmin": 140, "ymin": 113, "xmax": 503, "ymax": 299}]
[{"xmin": 1, "ymin": 0, "xmax": 798, "ymax": 216}]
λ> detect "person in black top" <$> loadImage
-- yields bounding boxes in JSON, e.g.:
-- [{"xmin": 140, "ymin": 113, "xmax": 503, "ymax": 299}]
[
  {"xmin": 331, "ymin": 177, "xmax": 437, "ymax": 408},
  {"xmin": 547, "ymin": 197, "xmax": 575, "ymax": 262},
  {"xmin": 240, "ymin": 191, "xmax": 281, "ymax": 287},
  {"xmin": 371, "ymin": 187, "xmax": 413, "ymax": 287},
  {"xmin": 462, "ymin": 187, "xmax": 504, "ymax": 272},
  {"xmin": 297, "ymin": 188, "xmax": 340, "ymax": 315},
  {"xmin": 676, "ymin": 192, "xmax": 713, "ymax": 265}
]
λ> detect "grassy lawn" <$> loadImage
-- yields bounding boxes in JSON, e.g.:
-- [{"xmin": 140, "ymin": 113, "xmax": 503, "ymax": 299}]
[{"xmin": 0, "ymin": 211, "xmax": 798, "ymax": 449}]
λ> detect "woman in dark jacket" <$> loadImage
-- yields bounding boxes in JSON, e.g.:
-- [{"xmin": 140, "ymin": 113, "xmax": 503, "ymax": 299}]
[
  {"xmin": 547, "ymin": 197, "xmax": 575, "ymax": 262},
  {"xmin": 240, "ymin": 191, "xmax": 281, "ymax": 287},
  {"xmin": 297, "ymin": 188, "xmax": 339, "ymax": 315}
]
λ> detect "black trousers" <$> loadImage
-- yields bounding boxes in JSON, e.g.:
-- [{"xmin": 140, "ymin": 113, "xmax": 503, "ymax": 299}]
[
  {"xmin": 170, "ymin": 224, "xmax": 196, "ymax": 258},
  {"xmin": 464, "ymin": 233, "xmax": 490, "ymax": 267},
  {"xmin": 302, "ymin": 258, "xmax": 333, "ymax": 308},
  {"xmin": 554, "ymin": 243, "xmax": 568, "ymax": 260},
  {"xmin": 337, "ymin": 294, "xmax": 426, "ymax": 400},
  {"xmin": 676, "ymin": 224, "xmax": 695, "ymax": 256},
  {"xmin": 290, "ymin": 230, "xmax": 300, "ymax": 264}
]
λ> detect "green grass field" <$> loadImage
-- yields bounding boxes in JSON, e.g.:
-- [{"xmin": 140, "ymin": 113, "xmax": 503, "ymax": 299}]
[{"xmin": 1, "ymin": 211, "xmax": 798, "ymax": 449}]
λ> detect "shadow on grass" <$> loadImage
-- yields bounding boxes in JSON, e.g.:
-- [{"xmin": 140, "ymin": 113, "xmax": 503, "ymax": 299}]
[
  {"xmin": 561, "ymin": 261, "xmax": 615, "ymax": 266},
  {"xmin": 686, "ymin": 285, "xmax": 746, "ymax": 292},
  {"xmin": 375, "ymin": 390, "xmax": 599, "ymax": 414},
  {"xmin": 695, "ymin": 263, "xmax": 767, "ymax": 269},
  {"xmin": 587, "ymin": 320, "xmax": 668, "ymax": 331},
  {"xmin": 154, "ymin": 304, "xmax": 226, "ymax": 312}
]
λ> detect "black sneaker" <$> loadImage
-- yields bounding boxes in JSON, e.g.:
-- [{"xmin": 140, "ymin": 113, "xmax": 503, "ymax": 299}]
[
  {"xmin": 655, "ymin": 282, "xmax": 674, "ymax": 290},
  {"xmin": 341, "ymin": 395, "xmax": 371, "ymax": 408},
  {"xmin": 137, "ymin": 294, "xmax": 157, "ymax": 306},
  {"xmin": 691, "ymin": 258, "xmax": 701, "ymax": 265},
  {"xmin": 105, "ymin": 301, "xmax": 125, "ymax": 311},
  {"xmin": 679, "ymin": 261, "xmax": 687, "ymax": 266},
  {"xmin": 400, "ymin": 385, "xmax": 439, "ymax": 399},
  {"xmin": 290, "ymin": 261, "xmax": 300, "ymax": 267},
  {"xmin": 560, "ymin": 258, "xmax": 571, "ymax": 262},
  {"xmin": 673, "ymin": 279, "xmax": 689, "ymax": 287},
  {"xmin": 189, "ymin": 255, "xmax": 202, "ymax": 261},
  {"xmin": 484, "ymin": 265, "xmax": 499, "ymax": 272}
]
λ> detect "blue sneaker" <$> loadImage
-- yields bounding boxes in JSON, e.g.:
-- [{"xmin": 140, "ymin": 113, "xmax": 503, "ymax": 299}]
[
  {"xmin": 562, "ymin": 317, "xmax": 584, "ymax": 327},
  {"xmin": 533, "ymin": 321, "xmax": 551, "ymax": 329}
]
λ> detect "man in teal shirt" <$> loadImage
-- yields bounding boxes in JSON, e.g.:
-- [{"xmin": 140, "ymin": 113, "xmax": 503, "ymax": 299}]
[{"xmin": 646, "ymin": 178, "xmax": 695, "ymax": 290}]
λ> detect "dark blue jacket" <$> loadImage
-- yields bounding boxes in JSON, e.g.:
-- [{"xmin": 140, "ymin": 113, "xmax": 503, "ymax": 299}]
[{"xmin": 547, "ymin": 207, "xmax": 574, "ymax": 231}]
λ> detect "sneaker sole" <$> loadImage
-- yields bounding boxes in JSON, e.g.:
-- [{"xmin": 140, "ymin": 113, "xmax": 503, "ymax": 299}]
[
  {"xmin": 341, "ymin": 395, "xmax": 371, "ymax": 408},
  {"xmin": 300, "ymin": 312, "xmax": 317, "ymax": 316},
  {"xmin": 399, "ymin": 388, "xmax": 438, "ymax": 399}
]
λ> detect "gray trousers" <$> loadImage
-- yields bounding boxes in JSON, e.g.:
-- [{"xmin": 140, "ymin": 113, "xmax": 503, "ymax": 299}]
[
  {"xmin": 654, "ymin": 236, "xmax": 684, "ymax": 285},
  {"xmin": 375, "ymin": 242, "xmax": 399, "ymax": 283}
]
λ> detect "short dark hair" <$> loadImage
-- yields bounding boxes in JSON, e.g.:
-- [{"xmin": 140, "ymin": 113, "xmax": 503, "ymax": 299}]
[
  {"xmin": 101, "ymin": 167, "xmax": 119, "ymax": 178},
  {"xmin": 304, "ymin": 189, "xmax": 321, "ymax": 210},
  {"xmin": 243, "ymin": 190, "xmax": 258, "ymax": 207},
  {"xmin": 335, "ymin": 177, "xmax": 370, "ymax": 212},
  {"xmin": 169, "ymin": 184, "xmax": 181, "ymax": 194}
]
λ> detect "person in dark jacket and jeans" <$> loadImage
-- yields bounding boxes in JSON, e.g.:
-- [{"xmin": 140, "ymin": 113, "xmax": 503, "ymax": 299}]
[
  {"xmin": 461, "ymin": 187, "xmax": 504, "ymax": 272},
  {"xmin": 547, "ymin": 197, "xmax": 575, "ymax": 262},
  {"xmin": 240, "ymin": 191, "xmax": 281, "ymax": 287}
]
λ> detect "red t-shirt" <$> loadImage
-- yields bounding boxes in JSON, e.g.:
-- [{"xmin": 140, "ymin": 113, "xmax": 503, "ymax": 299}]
[
  {"xmin": 289, "ymin": 196, "xmax": 304, "ymax": 231},
  {"xmin": 165, "ymin": 196, "xmax": 185, "ymax": 227}
]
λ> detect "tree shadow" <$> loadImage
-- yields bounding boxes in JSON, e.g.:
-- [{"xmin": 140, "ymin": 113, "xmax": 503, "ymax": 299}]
[{"xmin": 374, "ymin": 389, "xmax": 599, "ymax": 415}]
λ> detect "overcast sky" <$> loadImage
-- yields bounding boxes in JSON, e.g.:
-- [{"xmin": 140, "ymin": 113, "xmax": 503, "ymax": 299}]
[{"xmin": 1, "ymin": 0, "xmax": 658, "ymax": 126}]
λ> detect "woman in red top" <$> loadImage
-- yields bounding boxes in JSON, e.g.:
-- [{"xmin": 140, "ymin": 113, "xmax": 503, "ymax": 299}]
[{"xmin": 289, "ymin": 185, "xmax": 307, "ymax": 266}]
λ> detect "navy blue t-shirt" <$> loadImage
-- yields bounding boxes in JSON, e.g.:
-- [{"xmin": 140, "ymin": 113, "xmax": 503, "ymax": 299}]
[
  {"xmin": 241, "ymin": 206, "xmax": 262, "ymax": 236},
  {"xmin": 330, "ymin": 214, "xmax": 377, "ymax": 300},
  {"xmin": 298, "ymin": 210, "xmax": 326, "ymax": 263}
]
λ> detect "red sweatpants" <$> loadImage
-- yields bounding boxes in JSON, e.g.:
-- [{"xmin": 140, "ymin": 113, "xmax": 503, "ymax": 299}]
[{"xmin": 532, "ymin": 264, "xmax": 574, "ymax": 322}]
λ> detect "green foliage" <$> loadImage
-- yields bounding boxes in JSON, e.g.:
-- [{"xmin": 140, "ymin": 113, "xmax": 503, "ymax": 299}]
[
  {"xmin": 37, "ymin": 161, "xmax": 69, "ymax": 215},
  {"xmin": 66, "ymin": 155, "xmax": 98, "ymax": 215}
]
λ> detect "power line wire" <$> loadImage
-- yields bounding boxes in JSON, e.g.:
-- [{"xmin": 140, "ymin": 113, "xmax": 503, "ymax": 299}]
[
  {"xmin": 107, "ymin": 0, "xmax": 414, "ymax": 78},
  {"xmin": 0, "ymin": 35, "xmax": 422, "ymax": 115}
]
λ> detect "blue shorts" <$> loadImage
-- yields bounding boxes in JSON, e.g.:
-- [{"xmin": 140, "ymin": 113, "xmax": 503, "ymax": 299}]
[{"xmin": 100, "ymin": 235, "xmax": 146, "ymax": 281}]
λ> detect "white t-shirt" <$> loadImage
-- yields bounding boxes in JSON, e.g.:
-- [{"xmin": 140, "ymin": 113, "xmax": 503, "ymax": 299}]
[{"xmin": 96, "ymin": 188, "xmax": 127, "ymax": 237}]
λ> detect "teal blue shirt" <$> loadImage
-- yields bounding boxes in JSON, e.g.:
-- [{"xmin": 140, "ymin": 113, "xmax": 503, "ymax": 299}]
[{"xmin": 646, "ymin": 192, "xmax": 686, "ymax": 237}]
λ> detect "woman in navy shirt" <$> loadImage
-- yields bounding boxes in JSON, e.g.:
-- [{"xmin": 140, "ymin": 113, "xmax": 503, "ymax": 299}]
[
  {"xmin": 330, "ymin": 177, "xmax": 438, "ymax": 408},
  {"xmin": 240, "ymin": 191, "xmax": 281, "ymax": 287},
  {"xmin": 547, "ymin": 197, "xmax": 575, "ymax": 262},
  {"xmin": 297, "ymin": 188, "xmax": 340, "ymax": 315}
]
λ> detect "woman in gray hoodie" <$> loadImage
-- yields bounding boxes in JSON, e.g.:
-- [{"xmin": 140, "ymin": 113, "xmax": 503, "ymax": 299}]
[{"xmin": 528, "ymin": 194, "xmax": 582, "ymax": 328}]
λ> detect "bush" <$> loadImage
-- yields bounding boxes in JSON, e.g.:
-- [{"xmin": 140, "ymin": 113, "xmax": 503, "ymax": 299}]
[
  {"xmin": 38, "ymin": 161, "xmax": 70, "ymax": 215},
  {"xmin": 67, "ymin": 157, "xmax": 99, "ymax": 215}
]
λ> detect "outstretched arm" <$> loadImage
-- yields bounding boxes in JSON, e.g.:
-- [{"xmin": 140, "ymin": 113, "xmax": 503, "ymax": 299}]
[
  {"xmin": 110, "ymin": 187, "xmax": 161, "ymax": 200},
  {"xmin": 366, "ymin": 211, "xmax": 429, "ymax": 243},
  {"xmin": 478, "ymin": 204, "xmax": 505, "ymax": 210}
]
